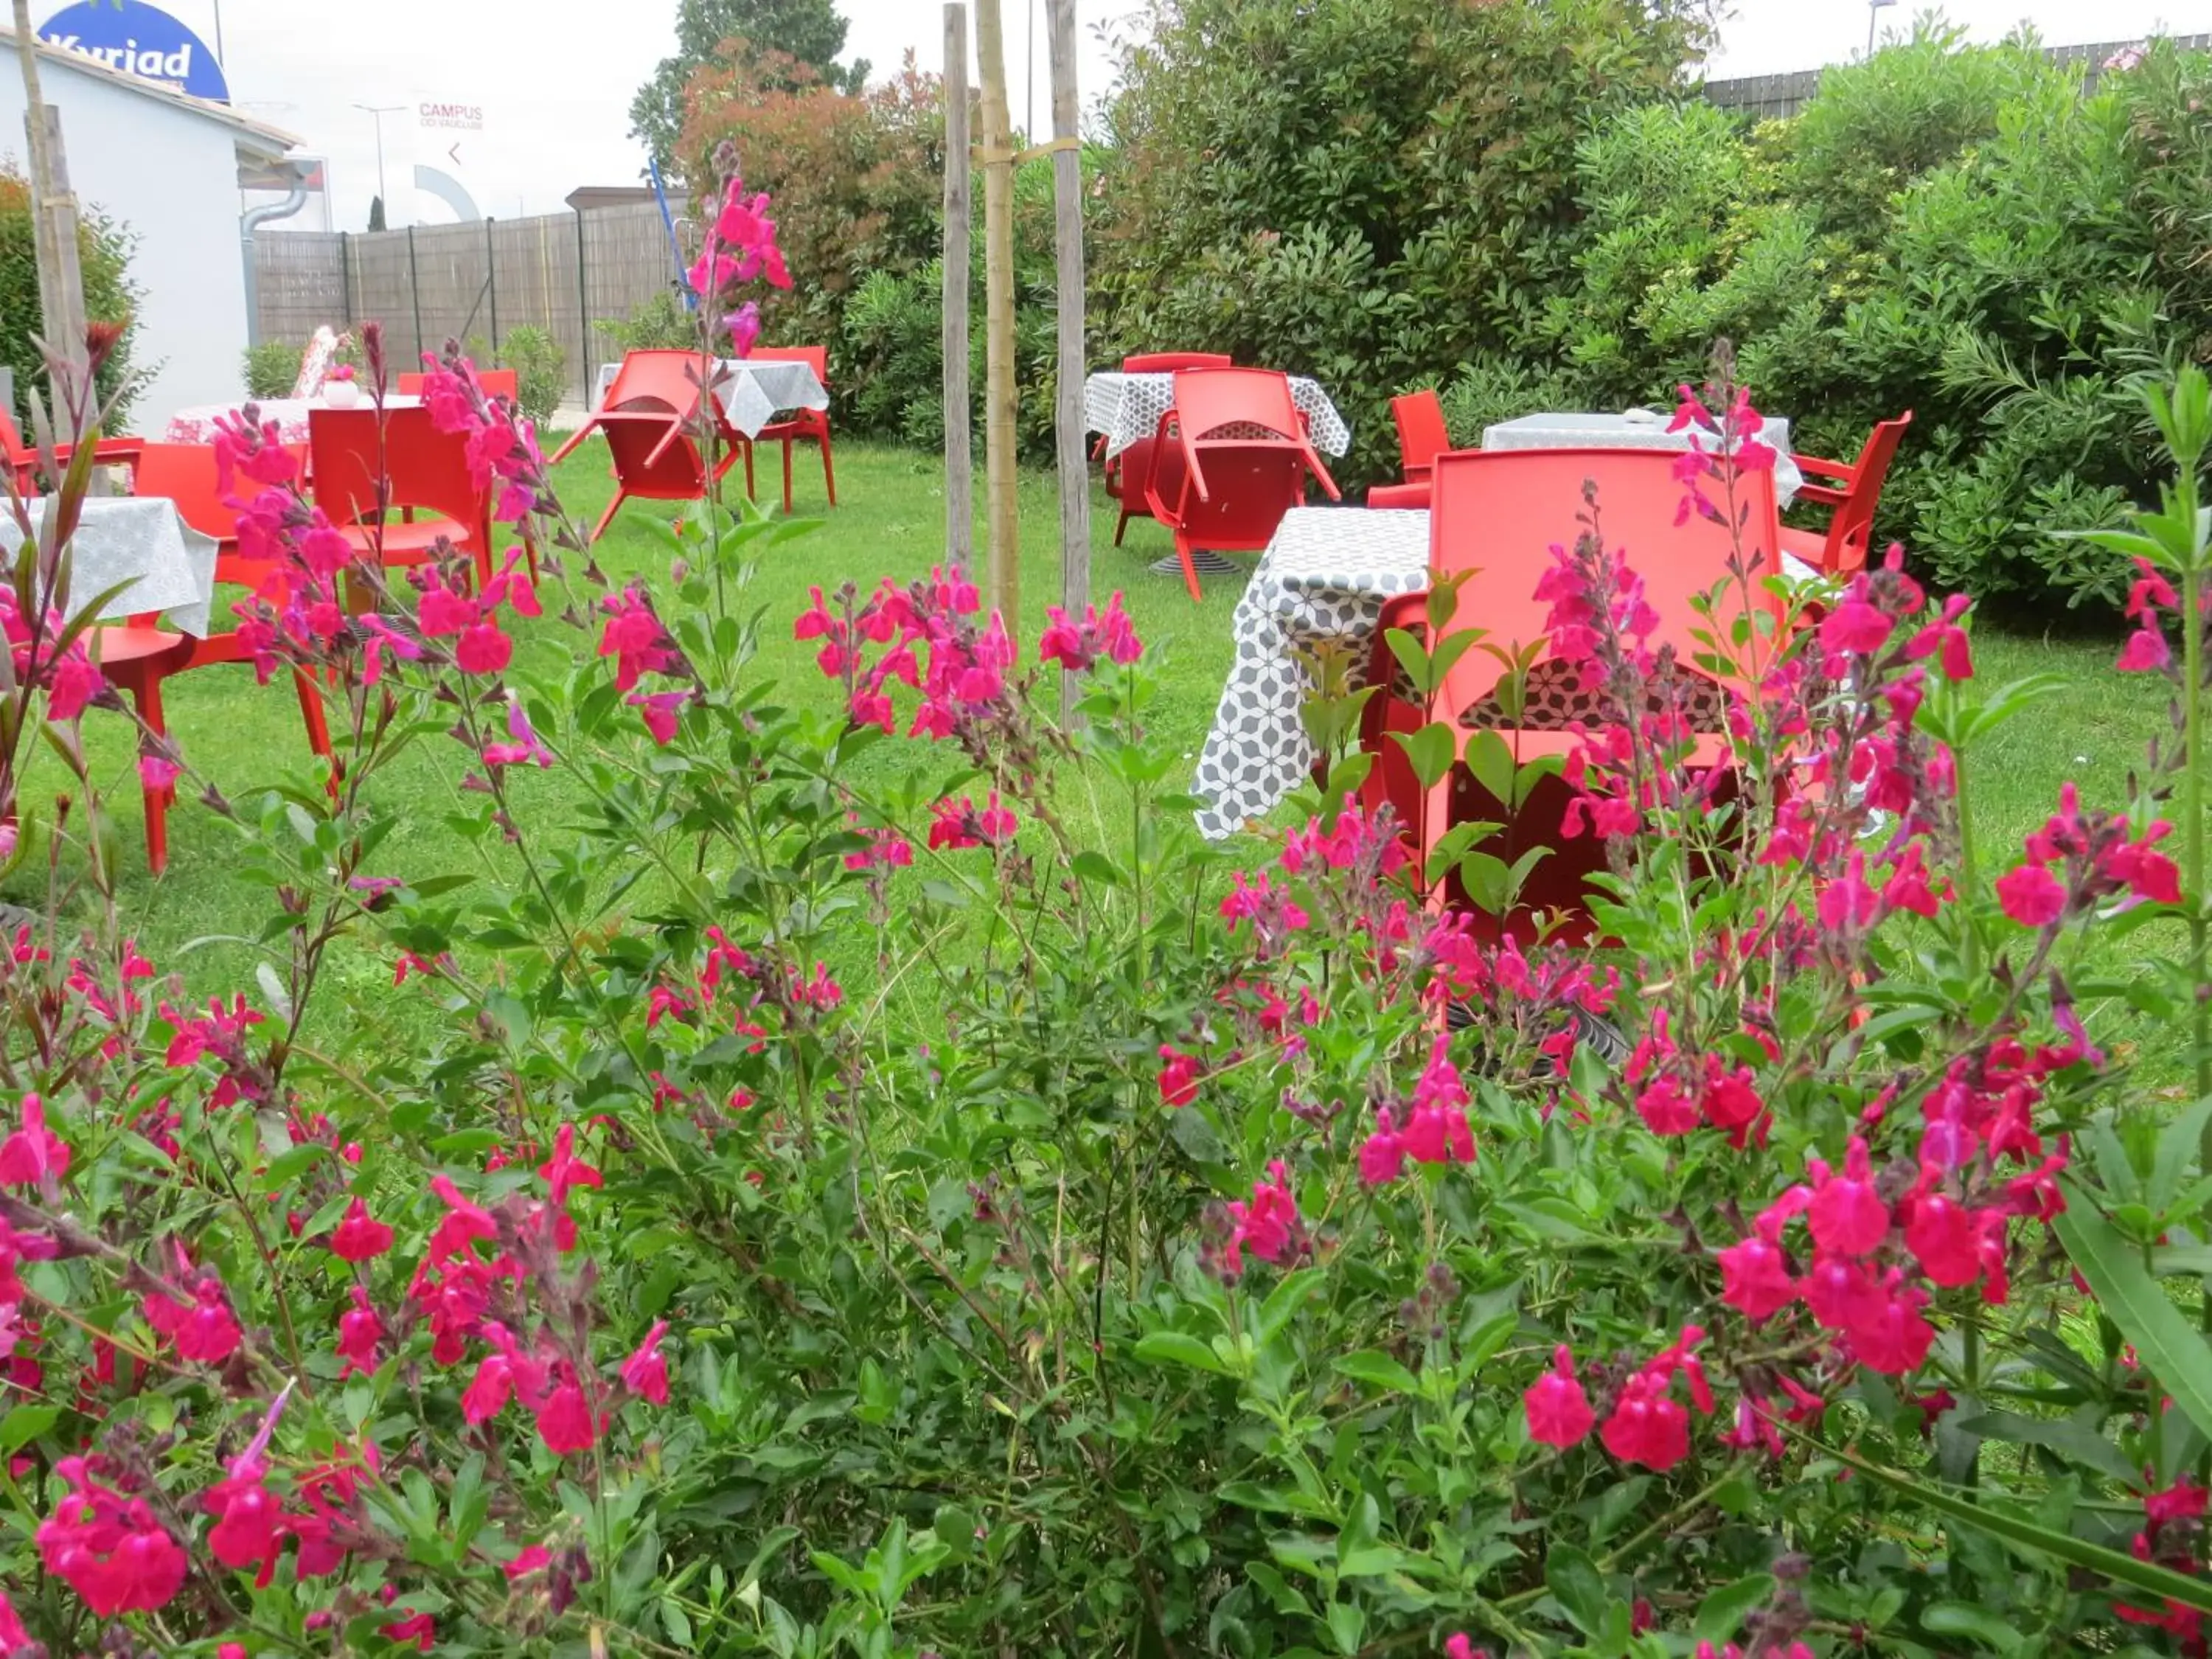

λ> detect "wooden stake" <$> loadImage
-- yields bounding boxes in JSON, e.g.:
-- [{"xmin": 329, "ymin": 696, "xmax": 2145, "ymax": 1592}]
[
  {"xmin": 1046, "ymin": 0, "xmax": 1089, "ymax": 721},
  {"xmin": 941, "ymin": 4, "xmax": 974, "ymax": 571},
  {"xmin": 10, "ymin": 8, "xmax": 88, "ymax": 389},
  {"xmin": 974, "ymin": 0, "xmax": 1020, "ymax": 627}
]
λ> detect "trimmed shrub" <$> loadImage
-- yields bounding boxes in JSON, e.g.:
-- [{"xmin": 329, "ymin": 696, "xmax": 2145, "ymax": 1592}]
[{"xmin": 0, "ymin": 166, "xmax": 142, "ymax": 428}]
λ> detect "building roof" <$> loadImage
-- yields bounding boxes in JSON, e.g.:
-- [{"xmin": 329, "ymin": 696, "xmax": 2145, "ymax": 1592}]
[
  {"xmin": 566, "ymin": 185, "xmax": 658, "ymax": 212},
  {"xmin": 0, "ymin": 23, "xmax": 299, "ymax": 157}
]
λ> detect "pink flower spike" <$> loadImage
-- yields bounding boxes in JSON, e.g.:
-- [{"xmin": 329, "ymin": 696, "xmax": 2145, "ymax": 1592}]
[
  {"xmin": 1523, "ymin": 1345, "xmax": 1596, "ymax": 1447},
  {"xmin": 0, "ymin": 1093, "xmax": 69, "ymax": 1187},
  {"xmin": 622, "ymin": 1321, "xmax": 672, "ymax": 1404}
]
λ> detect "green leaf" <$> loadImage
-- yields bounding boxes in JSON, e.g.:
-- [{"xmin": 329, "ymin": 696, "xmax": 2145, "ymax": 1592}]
[
  {"xmin": 1132, "ymin": 1332, "xmax": 1234, "ymax": 1377},
  {"xmin": 1920, "ymin": 1600, "xmax": 2024, "ymax": 1653},
  {"xmin": 1388, "ymin": 721, "xmax": 1456, "ymax": 792},
  {"xmin": 1326, "ymin": 1599, "xmax": 1366, "ymax": 1656},
  {"xmin": 1071, "ymin": 849, "xmax": 1123, "ymax": 887},
  {"xmin": 1464, "ymin": 728, "xmax": 1514, "ymax": 806},
  {"xmin": 1799, "ymin": 1428, "xmax": 2212, "ymax": 1615},
  {"xmin": 1956, "ymin": 1410, "xmax": 2138, "ymax": 1485},
  {"xmin": 1334, "ymin": 1351, "xmax": 1420, "ymax": 1394},
  {"xmin": 1694, "ymin": 1573, "xmax": 1775, "ymax": 1644},
  {"xmin": 2152, "ymin": 1099, "xmax": 2212, "ymax": 1217},
  {"xmin": 0, "ymin": 1405, "xmax": 57, "ymax": 1456},
  {"xmin": 2056, "ymin": 1188, "xmax": 2212, "ymax": 1444},
  {"xmin": 1545, "ymin": 1542, "xmax": 1608, "ymax": 1637}
]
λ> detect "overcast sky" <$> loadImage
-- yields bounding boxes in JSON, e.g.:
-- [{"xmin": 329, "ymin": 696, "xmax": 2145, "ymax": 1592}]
[{"xmin": 24, "ymin": 0, "xmax": 2212, "ymax": 230}]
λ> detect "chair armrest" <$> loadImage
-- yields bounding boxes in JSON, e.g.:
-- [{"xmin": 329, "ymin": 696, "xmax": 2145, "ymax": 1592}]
[
  {"xmin": 1792, "ymin": 454, "xmax": 1854, "ymax": 483},
  {"xmin": 1792, "ymin": 482, "xmax": 1850, "ymax": 510}
]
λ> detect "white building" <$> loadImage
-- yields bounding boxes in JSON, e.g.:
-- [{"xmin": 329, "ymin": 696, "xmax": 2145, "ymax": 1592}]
[{"xmin": 1, "ymin": 25, "xmax": 298, "ymax": 422}]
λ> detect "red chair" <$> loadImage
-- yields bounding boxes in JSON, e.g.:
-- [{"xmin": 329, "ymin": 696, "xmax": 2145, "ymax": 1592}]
[
  {"xmin": 580, "ymin": 413, "xmax": 730, "ymax": 543},
  {"xmin": 745, "ymin": 346, "xmax": 836, "ymax": 512},
  {"xmin": 1122, "ymin": 352, "xmax": 1232, "ymax": 373},
  {"xmin": 549, "ymin": 349, "xmax": 718, "ymax": 466},
  {"xmin": 103, "ymin": 443, "xmax": 333, "ymax": 872},
  {"xmin": 396, "ymin": 369, "xmax": 520, "ymax": 402},
  {"xmin": 1143, "ymin": 368, "xmax": 1340, "ymax": 601},
  {"xmin": 1102, "ymin": 352, "xmax": 1233, "ymax": 544},
  {"xmin": 2, "ymin": 407, "xmax": 143, "ymax": 495},
  {"xmin": 1360, "ymin": 448, "xmax": 1784, "ymax": 936},
  {"xmin": 1391, "ymin": 389, "xmax": 1450, "ymax": 487},
  {"xmin": 308, "ymin": 406, "xmax": 493, "ymax": 596},
  {"xmin": 1366, "ymin": 481, "xmax": 1430, "ymax": 509},
  {"xmin": 1781, "ymin": 412, "xmax": 1912, "ymax": 575}
]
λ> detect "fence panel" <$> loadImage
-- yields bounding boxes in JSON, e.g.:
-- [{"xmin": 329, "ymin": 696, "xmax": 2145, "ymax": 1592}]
[
  {"xmin": 1703, "ymin": 34, "xmax": 2212, "ymax": 121},
  {"xmin": 256, "ymin": 205, "xmax": 681, "ymax": 402}
]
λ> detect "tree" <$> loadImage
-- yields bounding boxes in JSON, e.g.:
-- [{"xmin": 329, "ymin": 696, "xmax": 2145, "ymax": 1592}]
[
  {"xmin": 368, "ymin": 195, "xmax": 386, "ymax": 232},
  {"xmin": 630, "ymin": 0, "xmax": 870, "ymax": 172}
]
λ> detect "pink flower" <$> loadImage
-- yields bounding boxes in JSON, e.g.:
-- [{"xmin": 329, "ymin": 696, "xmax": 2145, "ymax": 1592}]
[
  {"xmin": 330, "ymin": 1197, "xmax": 394, "ymax": 1262},
  {"xmin": 1717, "ymin": 1234, "xmax": 1798, "ymax": 1323},
  {"xmin": 2117, "ymin": 625, "xmax": 2170, "ymax": 673},
  {"xmin": 454, "ymin": 620, "xmax": 513, "ymax": 676},
  {"xmin": 0, "ymin": 1093, "xmax": 69, "ymax": 1186},
  {"xmin": 337, "ymin": 1285, "xmax": 383, "ymax": 1377},
  {"xmin": 143, "ymin": 1276, "xmax": 242, "ymax": 1364},
  {"xmin": 622, "ymin": 1321, "xmax": 671, "ymax": 1404},
  {"xmin": 1807, "ymin": 1138, "xmax": 1889, "ymax": 1257},
  {"xmin": 1818, "ymin": 595, "xmax": 1893, "ymax": 658},
  {"xmin": 533, "ymin": 1376, "xmax": 597, "ymax": 1455},
  {"xmin": 1600, "ymin": 1370, "xmax": 1691, "ymax": 1470},
  {"xmin": 137, "ymin": 754, "xmax": 181, "ymax": 793},
  {"xmin": 1903, "ymin": 1191, "xmax": 1986, "ymax": 1287},
  {"xmin": 630, "ymin": 689, "xmax": 691, "ymax": 745},
  {"xmin": 1523, "ymin": 1345, "xmax": 1595, "ymax": 1447},
  {"xmin": 1158, "ymin": 1044, "xmax": 1200, "ymax": 1107},
  {"xmin": 1358, "ymin": 1107, "xmax": 1406, "ymax": 1186},
  {"xmin": 1221, "ymin": 1161, "xmax": 1301, "ymax": 1272},
  {"xmin": 1995, "ymin": 863, "xmax": 2067, "ymax": 927},
  {"xmin": 483, "ymin": 699, "xmax": 555, "ymax": 769},
  {"xmin": 462, "ymin": 1354, "xmax": 514, "ymax": 1425},
  {"xmin": 538, "ymin": 1122, "xmax": 603, "ymax": 1207},
  {"xmin": 36, "ymin": 1461, "xmax": 189, "ymax": 1615}
]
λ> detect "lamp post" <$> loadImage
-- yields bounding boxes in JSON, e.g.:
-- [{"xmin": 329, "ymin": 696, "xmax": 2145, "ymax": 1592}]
[
  {"xmin": 354, "ymin": 102, "xmax": 402, "ymax": 220},
  {"xmin": 1866, "ymin": 0, "xmax": 1896, "ymax": 58}
]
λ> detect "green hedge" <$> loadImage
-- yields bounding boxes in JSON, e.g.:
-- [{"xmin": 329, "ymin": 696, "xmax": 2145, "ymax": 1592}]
[{"xmin": 1, "ymin": 167, "xmax": 142, "ymax": 431}]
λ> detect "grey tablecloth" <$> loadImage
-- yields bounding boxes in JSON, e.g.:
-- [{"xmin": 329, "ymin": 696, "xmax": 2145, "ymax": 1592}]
[
  {"xmin": 1482, "ymin": 411, "xmax": 1804, "ymax": 506},
  {"xmin": 1190, "ymin": 507, "xmax": 1825, "ymax": 841},
  {"xmin": 1084, "ymin": 372, "xmax": 1352, "ymax": 462},
  {"xmin": 0, "ymin": 498, "xmax": 218, "ymax": 636},
  {"xmin": 594, "ymin": 358, "xmax": 828, "ymax": 440}
]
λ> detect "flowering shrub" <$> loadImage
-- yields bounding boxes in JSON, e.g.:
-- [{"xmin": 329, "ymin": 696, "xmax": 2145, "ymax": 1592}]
[{"xmin": 4, "ymin": 192, "xmax": 2212, "ymax": 1657}]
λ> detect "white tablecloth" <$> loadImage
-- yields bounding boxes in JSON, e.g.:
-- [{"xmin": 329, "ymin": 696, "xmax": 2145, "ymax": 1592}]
[
  {"xmin": 1483, "ymin": 411, "xmax": 1804, "ymax": 506},
  {"xmin": 163, "ymin": 394, "xmax": 423, "ymax": 446},
  {"xmin": 0, "ymin": 498, "xmax": 218, "ymax": 636},
  {"xmin": 1084, "ymin": 372, "xmax": 1352, "ymax": 462},
  {"xmin": 593, "ymin": 358, "xmax": 829, "ymax": 440},
  {"xmin": 1190, "ymin": 507, "xmax": 1823, "ymax": 840}
]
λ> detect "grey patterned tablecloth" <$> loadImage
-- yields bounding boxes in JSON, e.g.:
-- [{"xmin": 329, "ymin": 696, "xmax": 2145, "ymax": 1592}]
[
  {"xmin": 0, "ymin": 498, "xmax": 217, "ymax": 636},
  {"xmin": 1084, "ymin": 372, "xmax": 1352, "ymax": 462},
  {"xmin": 1193, "ymin": 508, "xmax": 1430, "ymax": 839},
  {"xmin": 1190, "ymin": 507, "xmax": 1827, "ymax": 841},
  {"xmin": 594, "ymin": 358, "xmax": 828, "ymax": 440},
  {"xmin": 1483, "ymin": 411, "xmax": 1805, "ymax": 506}
]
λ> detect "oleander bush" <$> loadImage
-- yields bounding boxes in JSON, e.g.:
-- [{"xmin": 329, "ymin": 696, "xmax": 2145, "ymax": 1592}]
[{"xmin": 5, "ymin": 135, "xmax": 2212, "ymax": 1650}]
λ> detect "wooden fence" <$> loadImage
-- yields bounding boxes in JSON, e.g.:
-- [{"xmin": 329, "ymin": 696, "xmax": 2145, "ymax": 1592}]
[
  {"xmin": 1704, "ymin": 34, "xmax": 2212, "ymax": 122},
  {"xmin": 251, "ymin": 202, "xmax": 678, "ymax": 400}
]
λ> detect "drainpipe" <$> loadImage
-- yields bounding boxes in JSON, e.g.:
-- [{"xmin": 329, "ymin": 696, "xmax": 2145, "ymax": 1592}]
[{"xmin": 240, "ymin": 175, "xmax": 311, "ymax": 347}]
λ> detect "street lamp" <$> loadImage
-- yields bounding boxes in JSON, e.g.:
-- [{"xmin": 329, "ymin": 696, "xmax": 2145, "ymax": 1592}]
[
  {"xmin": 354, "ymin": 102, "xmax": 403, "ymax": 219},
  {"xmin": 1866, "ymin": 0, "xmax": 1897, "ymax": 58}
]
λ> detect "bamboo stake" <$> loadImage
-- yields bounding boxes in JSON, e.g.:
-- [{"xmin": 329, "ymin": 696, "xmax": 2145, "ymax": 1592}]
[
  {"xmin": 942, "ymin": 4, "xmax": 975, "ymax": 571},
  {"xmin": 1046, "ymin": 0, "xmax": 1089, "ymax": 721},
  {"xmin": 974, "ymin": 0, "xmax": 1020, "ymax": 627}
]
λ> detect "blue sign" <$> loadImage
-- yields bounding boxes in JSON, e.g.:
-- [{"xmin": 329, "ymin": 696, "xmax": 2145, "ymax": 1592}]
[{"xmin": 38, "ymin": 2, "xmax": 229, "ymax": 104}]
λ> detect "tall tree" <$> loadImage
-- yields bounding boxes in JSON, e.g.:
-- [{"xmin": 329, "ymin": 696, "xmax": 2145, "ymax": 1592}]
[
  {"xmin": 630, "ymin": 0, "xmax": 869, "ymax": 173},
  {"xmin": 367, "ymin": 195, "xmax": 386, "ymax": 232}
]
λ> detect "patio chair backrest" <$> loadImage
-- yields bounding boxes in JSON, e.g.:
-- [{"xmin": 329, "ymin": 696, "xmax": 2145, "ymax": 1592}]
[
  {"xmin": 1822, "ymin": 411, "xmax": 1913, "ymax": 574},
  {"xmin": 598, "ymin": 411, "xmax": 710, "ymax": 494},
  {"xmin": 1391, "ymin": 389, "xmax": 1450, "ymax": 478},
  {"xmin": 394, "ymin": 369, "xmax": 521, "ymax": 403},
  {"xmin": 1427, "ymin": 447, "xmax": 1784, "ymax": 715},
  {"xmin": 602, "ymin": 349, "xmax": 714, "ymax": 420},
  {"xmin": 308, "ymin": 406, "xmax": 488, "ymax": 542},
  {"xmin": 749, "ymin": 345, "xmax": 830, "ymax": 387},
  {"xmin": 1124, "ymin": 351, "xmax": 1231, "ymax": 372},
  {"xmin": 1169, "ymin": 367, "xmax": 1301, "ymax": 444}
]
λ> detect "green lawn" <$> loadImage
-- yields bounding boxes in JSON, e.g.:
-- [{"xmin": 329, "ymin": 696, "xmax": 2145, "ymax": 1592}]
[{"xmin": 18, "ymin": 438, "xmax": 2183, "ymax": 1043}]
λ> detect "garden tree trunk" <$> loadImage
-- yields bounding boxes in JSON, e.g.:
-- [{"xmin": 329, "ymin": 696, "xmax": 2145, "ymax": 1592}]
[
  {"xmin": 942, "ymin": 4, "xmax": 974, "ymax": 571},
  {"xmin": 974, "ymin": 0, "xmax": 1020, "ymax": 627},
  {"xmin": 1047, "ymin": 0, "xmax": 1088, "ymax": 723},
  {"xmin": 10, "ymin": 2, "xmax": 88, "ymax": 392}
]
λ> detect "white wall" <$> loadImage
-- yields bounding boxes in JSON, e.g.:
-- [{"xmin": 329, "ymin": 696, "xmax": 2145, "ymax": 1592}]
[{"xmin": 0, "ymin": 58, "xmax": 255, "ymax": 424}]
